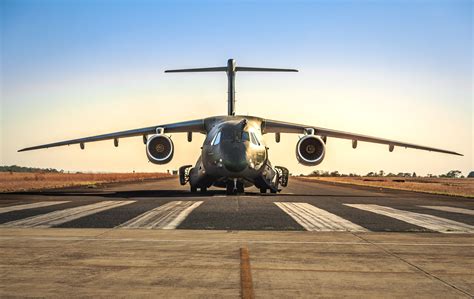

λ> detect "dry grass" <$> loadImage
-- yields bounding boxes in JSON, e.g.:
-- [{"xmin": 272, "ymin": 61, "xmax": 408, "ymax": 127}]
[
  {"xmin": 298, "ymin": 176, "xmax": 474, "ymax": 198},
  {"xmin": 0, "ymin": 172, "xmax": 171, "ymax": 193}
]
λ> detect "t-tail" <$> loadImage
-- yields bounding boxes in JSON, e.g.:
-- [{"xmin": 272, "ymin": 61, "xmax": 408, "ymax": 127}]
[{"xmin": 165, "ymin": 58, "xmax": 298, "ymax": 116}]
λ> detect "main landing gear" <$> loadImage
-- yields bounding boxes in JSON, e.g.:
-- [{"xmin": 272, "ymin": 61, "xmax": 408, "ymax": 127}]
[
  {"xmin": 259, "ymin": 166, "xmax": 289, "ymax": 194},
  {"xmin": 181, "ymin": 165, "xmax": 207, "ymax": 193}
]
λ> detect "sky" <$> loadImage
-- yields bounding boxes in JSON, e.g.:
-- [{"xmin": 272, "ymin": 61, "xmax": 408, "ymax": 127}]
[{"xmin": 1, "ymin": 0, "xmax": 472, "ymax": 176}]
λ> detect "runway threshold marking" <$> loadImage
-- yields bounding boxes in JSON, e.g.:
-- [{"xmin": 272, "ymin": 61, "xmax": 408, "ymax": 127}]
[
  {"xmin": 420, "ymin": 206, "xmax": 474, "ymax": 216},
  {"xmin": 275, "ymin": 202, "xmax": 368, "ymax": 232},
  {"xmin": 0, "ymin": 201, "xmax": 135, "ymax": 228},
  {"xmin": 345, "ymin": 204, "xmax": 474, "ymax": 233},
  {"xmin": 0, "ymin": 201, "xmax": 69, "ymax": 214},
  {"xmin": 118, "ymin": 201, "xmax": 203, "ymax": 229},
  {"xmin": 240, "ymin": 247, "xmax": 255, "ymax": 299}
]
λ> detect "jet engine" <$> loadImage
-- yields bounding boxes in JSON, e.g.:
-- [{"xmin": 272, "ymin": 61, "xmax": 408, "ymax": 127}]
[
  {"xmin": 146, "ymin": 134, "xmax": 174, "ymax": 164},
  {"xmin": 296, "ymin": 135, "xmax": 325, "ymax": 166}
]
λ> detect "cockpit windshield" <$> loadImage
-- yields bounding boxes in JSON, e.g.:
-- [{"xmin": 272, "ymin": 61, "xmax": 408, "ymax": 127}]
[{"xmin": 210, "ymin": 127, "xmax": 251, "ymax": 144}]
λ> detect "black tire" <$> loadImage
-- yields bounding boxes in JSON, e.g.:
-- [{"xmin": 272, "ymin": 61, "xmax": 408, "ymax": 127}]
[
  {"xmin": 200, "ymin": 187, "xmax": 207, "ymax": 193},
  {"xmin": 236, "ymin": 182, "xmax": 244, "ymax": 194},
  {"xmin": 190, "ymin": 186, "xmax": 197, "ymax": 193},
  {"xmin": 260, "ymin": 188, "xmax": 267, "ymax": 194},
  {"xmin": 270, "ymin": 189, "xmax": 277, "ymax": 194},
  {"xmin": 226, "ymin": 183, "xmax": 235, "ymax": 195}
]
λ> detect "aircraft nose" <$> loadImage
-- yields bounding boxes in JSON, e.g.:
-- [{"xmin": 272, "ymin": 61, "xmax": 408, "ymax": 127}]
[{"xmin": 223, "ymin": 145, "xmax": 247, "ymax": 173}]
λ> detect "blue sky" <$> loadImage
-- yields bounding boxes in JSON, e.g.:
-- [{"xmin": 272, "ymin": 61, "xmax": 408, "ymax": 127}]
[{"xmin": 1, "ymin": 0, "xmax": 472, "ymax": 175}]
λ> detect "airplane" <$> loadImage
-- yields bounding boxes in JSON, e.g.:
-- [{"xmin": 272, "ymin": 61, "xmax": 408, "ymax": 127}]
[{"xmin": 19, "ymin": 58, "xmax": 462, "ymax": 195}]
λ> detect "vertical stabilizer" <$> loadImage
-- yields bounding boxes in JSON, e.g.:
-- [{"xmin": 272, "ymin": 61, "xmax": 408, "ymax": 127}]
[{"xmin": 165, "ymin": 59, "xmax": 298, "ymax": 116}]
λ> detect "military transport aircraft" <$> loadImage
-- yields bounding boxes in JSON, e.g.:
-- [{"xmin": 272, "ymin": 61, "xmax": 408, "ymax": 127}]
[{"xmin": 19, "ymin": 59, "xmax": 462, "ymax": 194}]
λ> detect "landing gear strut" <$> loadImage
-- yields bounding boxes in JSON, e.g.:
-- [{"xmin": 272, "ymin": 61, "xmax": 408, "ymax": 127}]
[{"xmin": 226, "ymin": 179, "xmax": 244, "ymax": 195}]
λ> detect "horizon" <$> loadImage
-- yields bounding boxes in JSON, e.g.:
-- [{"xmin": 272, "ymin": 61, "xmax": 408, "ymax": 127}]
[
  {"xmin": 0, "ymin": 164, "xmax": 470, "ymax": 178},
  {"xmin": 1, "ymin": 0, "xmax": 472, "ymax": 176}
]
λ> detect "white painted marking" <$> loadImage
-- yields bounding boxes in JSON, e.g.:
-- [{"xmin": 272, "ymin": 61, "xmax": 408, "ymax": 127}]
[
  {"xmin": 345, "ymin": 204, "xmax": 474, "ymax": 233},
  {"xmin": 275, "ymin": 202, "xmax": 368, "ymax": 232},
  {"xmin": 119, "ymin": 201, "xmax": 203, "ymax": 229},
  {"xmin": 0, "ymin": 201, "xmax": 69, "ymax": 214},
  {"xmin": 420, "ymin": 206, "xmax": 474, "ymax": 216},
  {"xmin": 1, "ymin": 201, "xmax": 135, "ymax": 228}
]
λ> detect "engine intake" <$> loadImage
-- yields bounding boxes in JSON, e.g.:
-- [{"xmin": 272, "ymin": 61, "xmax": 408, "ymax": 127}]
[
  {"xmin": 296, "ymin": 135, "xmax": 325, "ymax": 166},
  {"xmin": 146, "ymin": 134, "xmax": 174, "ymax": 164}
]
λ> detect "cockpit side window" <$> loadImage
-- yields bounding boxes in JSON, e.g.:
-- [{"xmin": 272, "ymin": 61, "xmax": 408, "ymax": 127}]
[
  {"xmin": 250, "ymin": 132, "xmax": 261, "ymax": 146},
  {"xmin": 211, "ymin": 131, "xmax": 221, "ymax": 145}
]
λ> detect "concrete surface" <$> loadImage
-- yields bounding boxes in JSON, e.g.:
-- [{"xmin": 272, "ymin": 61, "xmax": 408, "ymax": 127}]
[
  {"xmin": 0, "ymin": 229, "xmax": 473, "ymax": 298},
  {"xmin": 0, "ymin": 178, "xmax": 473, "ymax": 297}
]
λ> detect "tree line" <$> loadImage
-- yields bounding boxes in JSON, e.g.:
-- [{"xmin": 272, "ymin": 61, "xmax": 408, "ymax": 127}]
[
  {"xmin": 307, "ymin": 170, "xmax": 466, "ymax": 178},
  {"xmin": 0, "ymin": 165, "xmax": 63, "ymax": 173}
]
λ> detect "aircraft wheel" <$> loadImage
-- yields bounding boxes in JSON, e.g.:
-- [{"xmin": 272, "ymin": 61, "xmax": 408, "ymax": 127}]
[
  {"xmin": 226, "ymin": 183, "xmax": 235, "ymax": 195},
  {"xmin": 190, "ymin": 186, "xmax": 197, "ymax": 193},
  {"xmin": 236, "ymin": 182, "xmax": 244, "ymax": 194},
  {"xmin": 260, "ymin": 188, "xmax": 267, "ymax": 194},
  {"xmin": 200, "ymin": 187, "xmax": 207, "ymax": 193},
  {"xmin": 270, "ymin": 189, "xmax": 277, "ymax": 194}
]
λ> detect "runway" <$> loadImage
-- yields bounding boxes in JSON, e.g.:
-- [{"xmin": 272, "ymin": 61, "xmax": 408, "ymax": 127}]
[
  {"xmin": 0, "ymin": 177, "xmax": 473, "ymax": 232},
  {"xmin": 1, "ymin": 178, "xmax": 473, "ymax": 297}
]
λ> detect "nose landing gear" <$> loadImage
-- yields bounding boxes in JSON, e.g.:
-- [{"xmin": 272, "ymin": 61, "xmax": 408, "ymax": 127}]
[{"xmin": 226, "ymin": 179, "xmax": 244, "ymax": 195}]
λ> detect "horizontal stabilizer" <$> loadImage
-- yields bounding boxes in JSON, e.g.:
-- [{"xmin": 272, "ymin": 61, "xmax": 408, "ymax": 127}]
[
  {"xmin": 165, "ymin": 67, "xmax": 227, "ymax": 73},
  {"xmin": 164, "ymin": 58, "xmax": 298, "ymax": 116},
  {"xmin": 236, "ymin": 67, "xmax": 298, "ymax": 72}
]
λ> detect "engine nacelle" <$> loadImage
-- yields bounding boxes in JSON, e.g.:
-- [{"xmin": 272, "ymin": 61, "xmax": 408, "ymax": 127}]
[
  {"xmin": 146, "ymin": 134, "xmax": 174, "ymax": 164},
  {"xmin": 296, "ymin": 135, "xmax": 326, "ymax": 166}
]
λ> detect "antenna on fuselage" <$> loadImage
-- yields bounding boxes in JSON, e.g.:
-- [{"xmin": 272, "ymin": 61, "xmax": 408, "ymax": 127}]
[{"xmin": 165, "ymin": 59, "xmax": 298, "ymax": 116}]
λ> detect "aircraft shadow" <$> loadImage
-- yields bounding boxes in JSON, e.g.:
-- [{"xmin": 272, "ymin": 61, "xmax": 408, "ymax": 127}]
[{"xmin": 3, "ymin": 189, "xmax": 379, "ymax": 199}]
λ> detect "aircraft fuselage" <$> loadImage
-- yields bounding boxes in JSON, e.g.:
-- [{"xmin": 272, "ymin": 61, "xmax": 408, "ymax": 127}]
[{"xmin": 186, "ymin": 116, "xmax": 280, "ymax": 194}]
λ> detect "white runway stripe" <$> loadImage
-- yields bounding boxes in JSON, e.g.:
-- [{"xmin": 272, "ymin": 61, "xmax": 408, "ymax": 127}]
[
  {"xmin": 345, "ymin": 204, "xmax": 474, "ymax": 233},
  {"xmin": 1, "ymin": 201, "xmax": 135, "ymax": 228},
  {"xmin": 119, "ymin": 201, "xmax": 203, "ymax": 229},
  {"xmin": 0, "ymin": 201, "xmax": 69, "ymax": 214},
  {"xmin": 275, "ymin": 202, "xmax": 368, "ymax": 232},
  {"xmin": 420, "ymin": 206, "xmax": 474, "ymax": 216}
]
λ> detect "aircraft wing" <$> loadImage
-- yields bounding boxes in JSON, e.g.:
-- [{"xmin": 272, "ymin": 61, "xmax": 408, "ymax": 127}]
[
  {"xmin": 18, "ymin": 119, "xmax": 206, "ymax": 152},
  {"xmin": 262, "ymin": 119, "xmax": 462, "ymax": 156}
]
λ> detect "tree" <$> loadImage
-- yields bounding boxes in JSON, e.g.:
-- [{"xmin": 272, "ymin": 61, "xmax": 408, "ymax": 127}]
[
  {"xmin": 412, "ymin": 172, "xmax": 416, "ymax": 178},
  {"xmin": 445, "ymin": 170, "xmax": 462, "ymax": 178},
  {"xmin": 379, "ymin": 170, "xmax": 385, "ymax": 177}
]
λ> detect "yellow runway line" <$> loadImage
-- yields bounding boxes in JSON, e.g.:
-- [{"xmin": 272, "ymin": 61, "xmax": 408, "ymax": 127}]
[{"xmin": 240, "ymin": 247, "xmax": 255, "ymax": 299}]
